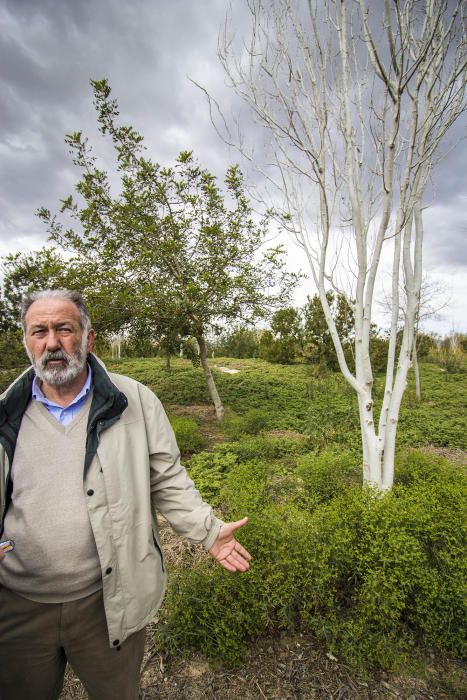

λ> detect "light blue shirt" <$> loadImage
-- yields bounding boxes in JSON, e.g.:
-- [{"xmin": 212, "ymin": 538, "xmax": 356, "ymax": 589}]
[{"xmin": 32, "ymin": 365, "xmax": 93, "ymax": 426}]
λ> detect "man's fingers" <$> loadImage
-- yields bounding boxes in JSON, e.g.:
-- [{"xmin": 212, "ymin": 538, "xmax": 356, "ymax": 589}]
[
  {"xmin": 234, "ymin": 542, "xmax": 252, "ymax": 561},
  {"xmin": 221, "ymin": 553, "xmax": 249, "ymax": 572},
  {"xmin": 220, "ymin": 558, "xmax": 237, "ymax": 573},
  {"xmin": 228, "ymin": 516, "xmax": 248, "ymax": 533},
  {"xmin": 229, "ymin": 549, "xmax": 250, "ymax": 570}
]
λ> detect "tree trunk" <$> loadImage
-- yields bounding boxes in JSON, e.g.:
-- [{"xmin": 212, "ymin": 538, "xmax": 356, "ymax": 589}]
[
  {"xmin": 165, "ymin": 352, "xmax": 171, "ymax": 371},
  {"xmin": 413, "ymin": 335, "xmax": 421, "ymax": 401},
  {"xmin": 197, "ymin": 335, "xmax": 224, "ymax": 421}
]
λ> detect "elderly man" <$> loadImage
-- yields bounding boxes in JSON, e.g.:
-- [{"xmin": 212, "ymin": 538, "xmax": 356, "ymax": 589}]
[{"xmin": 0, "ymin": 289, "xmax": 251, "ymax": 700}]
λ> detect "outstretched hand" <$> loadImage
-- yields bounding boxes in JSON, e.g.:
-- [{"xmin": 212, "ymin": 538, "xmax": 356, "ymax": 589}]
[{"xmin": 209, "ymin": 516, "xmax": 252, "ymax": 572}]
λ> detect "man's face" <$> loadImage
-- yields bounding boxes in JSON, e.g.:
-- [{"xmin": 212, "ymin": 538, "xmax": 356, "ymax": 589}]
[{"xmin": 24, "ymin": 298, "xmax": 95, "ymax": 387}]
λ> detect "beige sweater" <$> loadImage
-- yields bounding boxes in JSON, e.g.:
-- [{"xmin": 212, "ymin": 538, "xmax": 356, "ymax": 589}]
[{"xmin": 0, "ymin": 396, "xmax": 102, "ymax": 602}]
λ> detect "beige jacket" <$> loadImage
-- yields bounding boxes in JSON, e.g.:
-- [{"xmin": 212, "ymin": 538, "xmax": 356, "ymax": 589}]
[{"xmin": 0, "ymin": 356, "xmax": 223, "ymax": 647}]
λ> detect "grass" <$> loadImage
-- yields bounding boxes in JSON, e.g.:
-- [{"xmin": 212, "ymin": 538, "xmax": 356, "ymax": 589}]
[{"xmin": 102, "ymin": 356, "xmax": 467, "ymax": 451}]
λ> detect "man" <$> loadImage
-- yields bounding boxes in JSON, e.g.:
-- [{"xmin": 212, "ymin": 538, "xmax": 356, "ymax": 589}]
[{"xmin": 0, "ymin": 289, "xmax": 251, "ymax": 700}]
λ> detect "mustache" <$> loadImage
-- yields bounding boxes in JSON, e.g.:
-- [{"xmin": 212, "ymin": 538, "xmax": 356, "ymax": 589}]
[{"xmin": 40, "ymin": 350, "xmax": 70, "ymax": 366}]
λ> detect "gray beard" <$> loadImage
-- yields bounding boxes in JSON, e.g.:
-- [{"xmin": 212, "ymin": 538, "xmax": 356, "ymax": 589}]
[{"xmin": 27, "ymin": 336, "xmax": 88, "ymax": 387}]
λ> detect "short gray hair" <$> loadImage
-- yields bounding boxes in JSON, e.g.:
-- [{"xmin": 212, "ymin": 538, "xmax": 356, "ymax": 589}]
[{"xmin": 21, "ymin": 289, "xmax": 92, "ymax": 334}]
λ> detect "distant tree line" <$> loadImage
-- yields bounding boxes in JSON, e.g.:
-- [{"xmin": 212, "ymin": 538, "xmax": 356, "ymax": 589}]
[{"xmin": 210, "ymin": 299, "xmax": 465, "ymax": 375}]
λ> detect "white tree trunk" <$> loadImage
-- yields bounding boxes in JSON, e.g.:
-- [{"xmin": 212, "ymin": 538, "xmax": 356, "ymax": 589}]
[
  {"xmin": 197, "ymin": 335, "xmax": 224, "ymax": 421},
  {"xmin": 214, "ymin": 0, "xmax": 466, "ymax": 489}
]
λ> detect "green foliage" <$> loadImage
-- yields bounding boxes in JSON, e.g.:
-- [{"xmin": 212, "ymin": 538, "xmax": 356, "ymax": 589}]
[
  {"xmin": 259, "ymin": 307, "xmax": 302, "ymax": 364},
  {"xmin": 0, "ymin": 330, "xmax": 28, "ymax": 369},
  {"xmin": 168, "ymin": 416, "xmax": 206, "ymax": 455},
  {"xmin": 306, "ymin": 369, "xmax": 361, "ymax": 449},
  {"xmin": 369, "ymin": 333, "xmax": 389, "ymax": 373},
  {"xmin": 158, "ymin": 450, "xmax": 466, "ymax": 671},
  {"xmin": 104, "ymin": 356, "xmax": 467, "ymax": 449},
  {"xmin": 220, "ymin": 460, "xmax": 270, "ymax": 517},
  {"xmin": 212, "ymin": 327, "xmax": 261, "ymax": 358},
  {"xmin": 215, "ymin": 433, "xmax": 309, "ymax": 462},
  {"xmin": 187, "ymin": 451, "xmax": 238, "ymax": 507},
  {"xmin": 222, "ymin": 408, "xmax": 270, "ymax": 438},
  {"xmin": 302, "ymin": 292, "xmax": 354, "ymax": 370},
  {"xmin": 296, "ymin": 448, "xmax": 360, "ymax": 508},
  {"xmin": 415, "ymin": 332, "xmax": 436, "ymax": 359}
]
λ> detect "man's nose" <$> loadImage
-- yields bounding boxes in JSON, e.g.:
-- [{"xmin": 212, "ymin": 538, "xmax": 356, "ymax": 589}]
[{"xmin": 45, "ymin": 331, "xmax": 61, "ymax": 350}]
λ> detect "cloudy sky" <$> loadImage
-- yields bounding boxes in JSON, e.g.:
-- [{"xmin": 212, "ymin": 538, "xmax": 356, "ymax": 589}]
[{"xmin": 1, "ymin": 0, "xmax": 465, "ymax": 334}]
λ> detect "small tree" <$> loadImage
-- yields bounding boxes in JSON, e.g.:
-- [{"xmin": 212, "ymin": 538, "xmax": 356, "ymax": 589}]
[
  {"xmin": 260, "ymin": 306, "xmax": 303, "ymax": 363},
  {"xmin": 212, "ymin": 326, "xmax": 262, "ymax": 358},
  {"xmin": 303, "ymin": 293, "xmax": 354, "ymax": 371},
  {"xmin": 215, "ymin": 0, "xmax": 466, "ymax": 487},
  {"xmin": 38, "ymin": 80, "xmax": 297, "ymax": 420}
]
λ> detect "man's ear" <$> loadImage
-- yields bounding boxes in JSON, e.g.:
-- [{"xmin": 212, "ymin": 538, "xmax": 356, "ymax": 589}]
[{"xmin": 87, "ymin": 328, "xmax": 96, "ymax": 353}]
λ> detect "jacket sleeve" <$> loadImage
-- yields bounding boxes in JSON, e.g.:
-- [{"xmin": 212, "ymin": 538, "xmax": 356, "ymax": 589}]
[{"xmin": 140, "ymin": 385, "xmax": 223, "ymax": 551}]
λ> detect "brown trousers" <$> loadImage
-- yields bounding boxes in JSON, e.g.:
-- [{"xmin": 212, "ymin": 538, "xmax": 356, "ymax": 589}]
[{"xmin": 0, "ymin": 585, "xmax": 146, "ymax": 700}]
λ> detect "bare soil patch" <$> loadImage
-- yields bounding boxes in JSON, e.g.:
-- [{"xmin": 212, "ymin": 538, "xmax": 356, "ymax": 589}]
[
  {"xmin": 166, "ymin": 403, "xmax": 226, "ymax": 448},
  {"xmin": 420, "ymin": 446, "xmax": 467, "ymax": 467},
  {"xmin": 60, "ymin": 629, "xmax": 465, "ymax": 699},
  {"xmin": 267, "ymin": 429, "xmax": 307, "ymax": 440},
  {"xmin": 60, "ymin": 521, "xmax": 466, "ymax": 699}
]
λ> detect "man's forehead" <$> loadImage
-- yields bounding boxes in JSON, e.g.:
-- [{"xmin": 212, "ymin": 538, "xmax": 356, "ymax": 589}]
[{"xmin": 26, "ymin": 298, "xmax": 81, "ymax": 325}]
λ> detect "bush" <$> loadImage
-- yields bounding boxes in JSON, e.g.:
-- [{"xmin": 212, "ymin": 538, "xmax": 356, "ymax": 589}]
[
  {"xmin": 169, "ymin": 416, "xmax": 206, "ymax": 455},
  {"xmin": 0, "ymin": 330, "xmax": 28, "ymax": 370},
  {"xmin": 296, "ymin": 448, "xmax": 360, "ymax": 508},
  {"xmin": 187, "ymin": 451, "xmax": 238, "ymax": 507},
  {"xmin": 157, "ymin": 451, "xmax": 466, "ymax": 672},
  {"xmin": 428, "ymin": 341, "xmax": 465, "ymax": 374},
  {"xmin": 306, "ymin": 372, "xmax": 360, "ymax": 450},
  {"xmin": 222, "ymin": 408, "xmax": 270, "ymax": 438},
  {"xmin": 215, "ymin": 433, "xmax": 309, "ymax": 462}
]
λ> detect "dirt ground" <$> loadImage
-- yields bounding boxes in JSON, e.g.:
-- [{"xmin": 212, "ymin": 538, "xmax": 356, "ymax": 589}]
[
  {"xmin": 60, "ymin": 627, "xmax": 465, "ymax": 699},
  {"xmin": 60, "ymin": 519, "xmax": 466, "ymax": 700}
]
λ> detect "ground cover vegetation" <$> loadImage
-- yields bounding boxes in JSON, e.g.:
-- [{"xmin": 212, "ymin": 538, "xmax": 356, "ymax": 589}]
[
  {"xmin": 1, "ymin": 347, "xmax": 465, "ymax": 691},
  {"xmin": 95, "ymin": 356, "xmax": 466, "ymax": 678}
]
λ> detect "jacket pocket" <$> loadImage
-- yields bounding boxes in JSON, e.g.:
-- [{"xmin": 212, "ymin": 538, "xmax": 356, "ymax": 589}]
[{"xmin": 152, "ymin": 530, "xmax": 165, "ymax": 573}]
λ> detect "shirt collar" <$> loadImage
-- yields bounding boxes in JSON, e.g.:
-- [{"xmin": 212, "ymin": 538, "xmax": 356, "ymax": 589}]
[{"xmin": 32, "ymin": 363, "xmax": 93, "ymax": 409}]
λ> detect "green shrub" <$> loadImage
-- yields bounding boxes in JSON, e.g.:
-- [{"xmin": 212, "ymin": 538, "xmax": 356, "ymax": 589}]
[
  {"xmin": 220, "ymin": 460, "xmax": 270, "ymax": 517},
  {"xmin": 296, "ymin": 448, "xmax": 360, "ymax": 508},
  {"xmin": 169, "ymin": 416, "xmax": 206, "ymax": 454},
  {"xmin": 215, "ymin": 434, "xmax": 309, "ymax": 462},
  {"xmin": 394, "ymin": 448, "xmax": 462, "ymax": 486},
  {"xmin": 306, "ymin": 373, "xmax": 360, "ymax": 450},
  {"xmin": 106, "ymin": 356, "xmax": 467, "ymax": 451},
  {"xmin": 187, "ymin": 451, "xmax": 238, "ymax": 507},
  {"xmin": 0, "ymin": 330, "xmax": 28, "ymax": 370},
  {"xmin": 222, "ymin": 408, "xmax": 270, "ymax": 438},
  {"xmin": 241, "ymin": 408, "xmax": 270, "ymax": 434},
  {"xmin": 157, "ymin": 451, "xmax": 466, "ymax": 672}
]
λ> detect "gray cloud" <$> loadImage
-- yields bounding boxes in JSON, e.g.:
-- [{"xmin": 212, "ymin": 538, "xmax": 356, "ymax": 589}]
[{"xmin": 0, "ymin": 0, "xmax": 465, "ymax": 336}]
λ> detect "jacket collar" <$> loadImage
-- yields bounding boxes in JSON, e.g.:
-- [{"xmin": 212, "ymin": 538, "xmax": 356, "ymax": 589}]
[
  {"xmin": 87, "ymin": 353, "xmax": 128, "ymax": 431},
  {"xmin": 0, "ymin": 354, "xmax": 128, "ymax": 452}
]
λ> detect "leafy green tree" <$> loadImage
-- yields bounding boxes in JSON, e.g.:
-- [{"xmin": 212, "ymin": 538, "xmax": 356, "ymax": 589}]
[
  {"xmin": 213, "ymin": 327, "xmax": 261, "ymax": 358},
  {"xmin": 303, "ymin": 293, "xmax": 354, "ymax": 370},
  {"xmin": 1, "ymin": 247, "xmax": 135, "ymax": 341},
  {"xmin": 259, "ymin": 307, "xmax": 302, "ymax": 364},
  {"xmin": 37, "ymin": 80, "xmax": 296, "ymax": 419}
]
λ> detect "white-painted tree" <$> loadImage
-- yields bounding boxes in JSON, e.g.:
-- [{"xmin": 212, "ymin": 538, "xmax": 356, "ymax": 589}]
[{"xmin": 212, "ymin": 0, "xmax": 466, "ymax": 489}]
